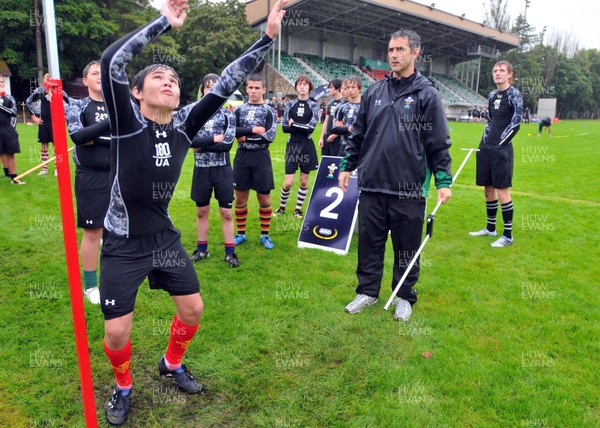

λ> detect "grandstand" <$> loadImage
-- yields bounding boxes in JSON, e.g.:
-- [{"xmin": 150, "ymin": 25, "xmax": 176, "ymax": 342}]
[
  {"xmin": 277, "ymin": 53, "xmax": 327, "ymax": 87},
  {"xmin": 299, "ymin": 54, "xmax": 372, "ymax": 89},
  {"xmin": 245, "ymin": 0, "xmax": 519, "ymax": 118},
  {"xmin": 432, "ymin": 73, "xmax": 487, "ymax": 107}
]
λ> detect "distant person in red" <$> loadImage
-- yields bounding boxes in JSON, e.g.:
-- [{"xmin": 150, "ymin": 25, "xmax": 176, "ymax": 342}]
[{"xmin": 26, "ymin": 73, "xmax": 70, "ymax": 176}]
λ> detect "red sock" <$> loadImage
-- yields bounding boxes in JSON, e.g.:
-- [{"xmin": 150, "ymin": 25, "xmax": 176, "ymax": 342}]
[
  {"xmin": 104, "ymin": 339, "xmax": 132, "ymax": 389},
  {"xmin": 235, "ymin": 205, "xmax": 248, "ymax": 234},
  {"xmin": 259, "ymin": 204, "xmax": 272, "ymax": 234},
  {"xmin": 165, "ymin": 315, "xmax": 199, "ymax": 368}
]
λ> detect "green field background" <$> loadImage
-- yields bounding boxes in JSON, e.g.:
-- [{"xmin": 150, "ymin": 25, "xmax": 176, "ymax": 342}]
[{"xmin": 0, "ymin": 120, "xmax": 598, "ymax": 427}]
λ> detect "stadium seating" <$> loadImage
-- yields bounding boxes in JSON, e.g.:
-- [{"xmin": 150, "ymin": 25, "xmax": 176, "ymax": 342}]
[
  {"xmin": 276, "ymin": 53, "xmax": 327, "ymax": 87},
  {"xmin": 275, "ymin": 53, "xmax": 484, "ymax": 108},
  {"xmin": 364, "ymin": 69, "xmax": 388, "ymax": 81},
  {"xmin": 300, "ymin": 54, "xmax": 371, "ymax": 89},
  {"xmin": 432, "ymin": 73, "xmax": 486, "ymax": 107}
]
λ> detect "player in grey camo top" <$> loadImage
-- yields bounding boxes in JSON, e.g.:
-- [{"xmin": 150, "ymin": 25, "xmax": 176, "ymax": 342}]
[
  {"xmin": 98, "ymin": 1, "xmax": 288, "ymax": 425},
  {"xmin": 190, "ymin": 73, "xmax": 239, "ymax": 267}
]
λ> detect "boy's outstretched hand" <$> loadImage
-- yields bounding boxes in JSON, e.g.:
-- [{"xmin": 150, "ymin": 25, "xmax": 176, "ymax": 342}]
[
  {"xmin": 162, "ymin": 0, "xmax": 189, "ymax": 29},
  {"xmin": 266, "ymin": 0, "xmax": 288, "ymax": 39}
]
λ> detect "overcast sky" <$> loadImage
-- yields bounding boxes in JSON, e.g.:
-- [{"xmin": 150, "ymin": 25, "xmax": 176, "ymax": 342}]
[
  {"xmin": 413, "ymin": 0, "xmax": 599, "ymax": 50},
  {"xmin": 151, "ymin": 0, "xmax": 599, "ymax": 51}
]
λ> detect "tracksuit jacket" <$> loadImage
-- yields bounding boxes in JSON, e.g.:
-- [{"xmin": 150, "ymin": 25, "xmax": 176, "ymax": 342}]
[{"xmin": 340, "ymin": 71, "xmax": 452, "ymax": 198}]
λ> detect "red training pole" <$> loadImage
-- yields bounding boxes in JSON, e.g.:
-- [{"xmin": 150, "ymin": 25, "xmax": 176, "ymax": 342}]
[{"xmin": 48, "ymin": 79, "xmax": 98, "ymax": 427}]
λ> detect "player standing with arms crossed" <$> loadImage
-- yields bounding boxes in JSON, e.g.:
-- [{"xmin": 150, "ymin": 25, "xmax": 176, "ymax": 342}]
[
  {"xmin": 274, "ymin": 74, "xmax": 319, "ymax": 219},
  {"xmin": 232, "ymin": 75, "xmax": 278, "ymax": 249},
  {"xmin": 190, "ymin": 73, "xmax": 239, "ymax": 267}
]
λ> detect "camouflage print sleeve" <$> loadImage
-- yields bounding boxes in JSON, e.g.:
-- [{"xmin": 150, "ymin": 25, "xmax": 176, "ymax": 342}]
[{"xmin": 499, "ymin": 86, "xmax": 523, "ymax": 145}]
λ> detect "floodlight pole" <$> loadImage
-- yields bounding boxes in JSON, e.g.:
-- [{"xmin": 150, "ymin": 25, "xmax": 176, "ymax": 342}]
[
  {"xmin": 383, "ymin": 148, "xmax": 479, "ymax": 311},
  {"xmin": 42, "ymin": 0, "xmax": 98, "ymax": 426}
]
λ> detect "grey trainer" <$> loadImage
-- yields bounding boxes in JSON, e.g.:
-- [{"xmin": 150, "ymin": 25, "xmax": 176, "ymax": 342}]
[
  {"xmin": 345, "ymin": 294, "xmax": 378, "ymax": 314},
  {"xmin": 491, "ymin": 235, "xmax": 513, "ymax": 247},
  {"xmin": 393, "ymin": 297, "xmax": 412, "ymax": 322},
  {"xmin": 469, "ymin": 228, "xmax": 498, "ymax": 237}
]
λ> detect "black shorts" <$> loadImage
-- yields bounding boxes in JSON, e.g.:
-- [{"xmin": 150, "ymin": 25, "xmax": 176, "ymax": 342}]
[
  {"xmin": 476, "ymin": 143, "xmax": 514, "ymax": 189},
  {"xmin": 191, "ymin": 165, "xmax": 234, "ymax": 208},
  {"xmin": 233, "ymin": 150, "xmax": 274, "ymax": 193},
  {"xmin": 0, "ymin": 126, "xmax": 20, "ymax": 154},
  {"xmin": 100, "ymin": 226, "xmax": 200, "ymax": 320},
  {"xmin": 539, "ymin": 121, "xmax": 551, "ymax": 132},
  {"xmin": 75, "ymin": 168, "xmax": 111, "ymax": 229},
  {"xmin": 38, "ymin": 124, "xmax": 53, "ymax": 144},
  {"xmin": 285, "ymin": 139, "xmax": 319, "ymax": 175},
  {"xmin": 321, "ymin": 135, "xmax": 341, "ymax": 158}
]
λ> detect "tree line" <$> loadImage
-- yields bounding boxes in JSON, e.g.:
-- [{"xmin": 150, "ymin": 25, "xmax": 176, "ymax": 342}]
[
  {"xmin": 0, "ymin": 0, "xmax": 257, "ymax": 105},
  {"xmin": 481, "ymin": 0, "xmax": 600, "ymax": 118},
  {"xmin": 1, "ymin": 0, "xmax": 598, "ymax": 118}
]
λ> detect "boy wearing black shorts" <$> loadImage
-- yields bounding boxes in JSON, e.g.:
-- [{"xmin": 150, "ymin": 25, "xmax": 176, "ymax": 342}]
[
  {"xmin": 190, "ymin": 73, "xmax": 239, "ymax": 267},
  {"xmin": 0, "ymin": 76, "xmax": 24, "ymax": 184},
  {"xmin": 98, "ymin": 0, "xmax": 286, "ymax": 424},
  {"xmin": 67, "ymin": 60, "xmax": 111, "ymax": 304},
  {"xmin": 232, "ymin": 74, "xmax": 278, "ymax": 249},
  {"xmin": 470, "ymin": 60, "xmax": 522, "ymax": 248},
  {"xmin": 274, "ymin": 74, "xmax": 319, "ymax": 218}
]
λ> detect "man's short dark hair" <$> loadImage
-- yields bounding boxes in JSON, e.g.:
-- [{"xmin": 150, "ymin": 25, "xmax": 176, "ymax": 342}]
[
  {"xmin": 329, "ymin": 79, "xmax": 342, "ymax": 91},
  {"xmin": 390, "ymin": 30, "xmax": 421, "ymax": 52},
  {"xmin": 83, "ymin": 60, "xmax": 101, "ymax": 78},
  {"xmin": 133, "ymin": 64, "xmax": 181, "ymax": 93},
  {"xmin": 247, "ymin": 73, "xmax": 266, "ymax": 87},
  {"xmin": 295, "ymin": 74, "xmax": 314, "ymax": 92}
]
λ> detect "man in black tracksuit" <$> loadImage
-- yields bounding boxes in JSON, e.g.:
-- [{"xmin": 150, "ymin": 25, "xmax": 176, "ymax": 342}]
[{"xmin": 339, "ymin": 30, "xmax": 452, "ymax": 322}]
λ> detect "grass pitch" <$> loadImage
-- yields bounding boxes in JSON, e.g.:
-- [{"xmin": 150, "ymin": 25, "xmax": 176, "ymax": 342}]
[{"xmin": 0, "ymin": 119, "xmax": 598, "ymax": 427}]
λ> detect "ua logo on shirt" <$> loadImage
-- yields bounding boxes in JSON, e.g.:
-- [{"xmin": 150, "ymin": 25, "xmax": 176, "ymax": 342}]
[
  {"xmin": 105, "ymin": 299, "xmax": 116, "ymax": 306},
  {"xmin": 155, "ymin": 130, "xmax": 167, "ymax": 138}
]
